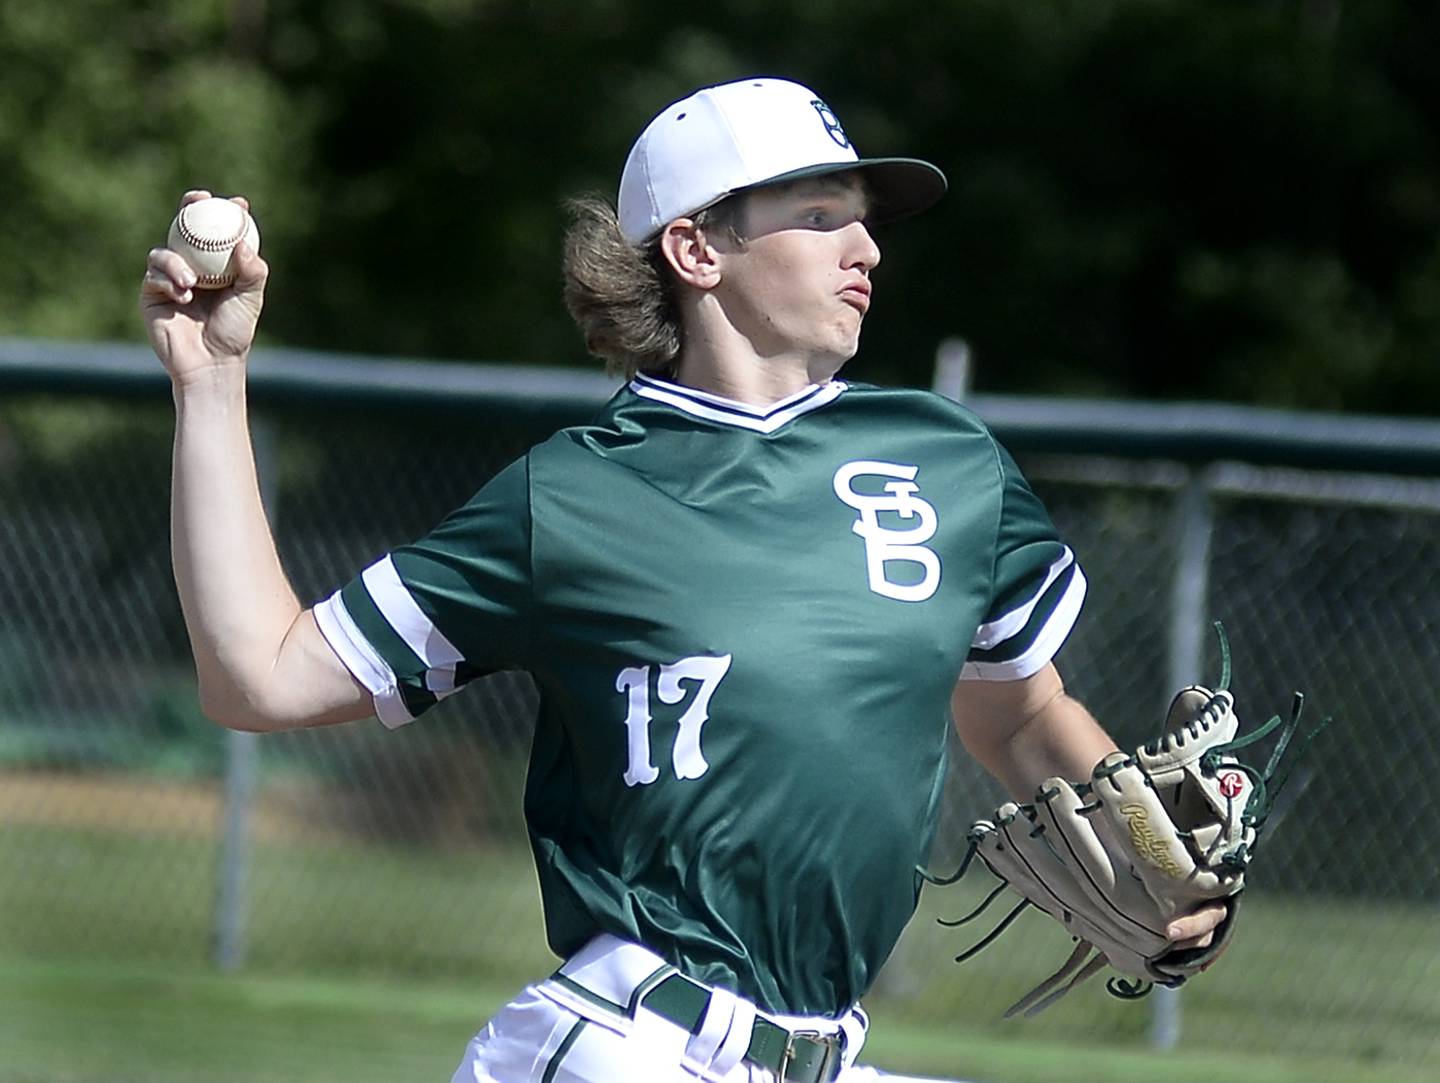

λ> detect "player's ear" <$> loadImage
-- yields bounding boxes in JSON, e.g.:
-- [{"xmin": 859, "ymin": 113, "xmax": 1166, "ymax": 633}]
[{"xmin": 658, "ymin": 219, "xmax": 722, "ymax": 291}]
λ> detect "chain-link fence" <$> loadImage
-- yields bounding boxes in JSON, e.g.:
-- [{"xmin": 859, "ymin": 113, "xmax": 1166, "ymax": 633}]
[{"xmin": 2, "ymin": 342, "xmax": 1437, "ymax": 1074}]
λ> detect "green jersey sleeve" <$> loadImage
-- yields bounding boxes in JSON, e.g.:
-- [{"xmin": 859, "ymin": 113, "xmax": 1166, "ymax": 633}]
[
  {"xmin": 960, "ymin": 438, "xmax": 1086, "ymax": 681},
  {"xmin": 313, "ymin": 455, "xmax": 534, "ymax": 727}
]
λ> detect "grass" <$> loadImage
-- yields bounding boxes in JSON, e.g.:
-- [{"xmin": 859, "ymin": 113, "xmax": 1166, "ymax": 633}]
[
  {"xmin": 3, "ymin": 812, "xmax": 1437, "ymax": 1082},
  {"xmin": 881, "ymin": 880, "xmax": 1440, "ymax": 1066},
  {"xmin": 0, "ymin": 957, "xmax": 489, "ymax": 1083},
  {"xmin": 2, "ymin": 824, "xmax": 553, "ymax": 981},
  {"xmin": 3, "ymin": 957, "xmax": 1433, "ymax": 1083}
]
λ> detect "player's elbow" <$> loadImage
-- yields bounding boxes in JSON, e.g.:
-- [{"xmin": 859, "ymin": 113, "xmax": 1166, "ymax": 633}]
[
  {"xmin": 198, "ymin": 687, "xmax": 262, "ymax": 731},
  {"xmin": 196, "ymin": 665, "xmax": 373, "ymax": 732},
  {"xmin": 196, "ymin": 678, "xmax": 288, "ymax": 732}
]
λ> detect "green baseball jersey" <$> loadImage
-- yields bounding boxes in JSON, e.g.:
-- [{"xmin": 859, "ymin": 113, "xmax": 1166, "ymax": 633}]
[{"xmin": 314, "ymin": 374, "xmax": 1085, "ymax": 1016}]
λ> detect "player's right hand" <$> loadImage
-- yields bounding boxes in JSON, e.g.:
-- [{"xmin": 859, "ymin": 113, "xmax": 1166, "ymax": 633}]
[{"xmin": 140, "ymin": 190, "xmax": 268, "ymax": 385}]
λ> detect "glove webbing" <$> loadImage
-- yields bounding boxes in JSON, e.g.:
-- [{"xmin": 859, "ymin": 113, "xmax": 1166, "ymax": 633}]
[{"xmin": 1146, "ymin": 624, "xmax": 1330, "ymax": 864}]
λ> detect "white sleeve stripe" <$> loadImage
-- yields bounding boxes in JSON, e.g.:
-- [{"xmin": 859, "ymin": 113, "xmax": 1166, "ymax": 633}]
[
  {"xmin": 426, "ymin": 665, "xmax": 458, "ymax": 696},
  {"xmin": 362, "ymin": 555, "xmax": 465, "ymax": 669},
  {"xmin": 970, "ymin": 546, "xmax": 1076, "ymax": 652},
  {"xmin": 960, "ymin": 565, "xmax": 1087, "ymax": 682},
  {"xmin": 313, "ymin": 590, "xmax": 415, "ymax": 729}
]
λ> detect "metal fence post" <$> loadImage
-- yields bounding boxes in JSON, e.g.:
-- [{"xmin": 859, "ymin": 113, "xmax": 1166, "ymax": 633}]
[
  {"xmin": 932, "ymin": 337, "xmax": 973, "ymax": 403},
  {"xmin": 216, "ymin": 729, "xmax": 258, "ymax": 971},
  {"xmin": 213, "ymin": 415, "xmax": 277, "ymax": 971},
  {"xmin": 1152, "ymin": 467, "xmax": 1215, "ymax": 1048}
]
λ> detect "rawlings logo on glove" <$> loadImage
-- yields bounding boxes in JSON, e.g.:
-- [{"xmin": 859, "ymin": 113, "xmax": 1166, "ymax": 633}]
[{"xmin": 927, "ymin": 626, "xmax": 1327, "ymax": 1017}]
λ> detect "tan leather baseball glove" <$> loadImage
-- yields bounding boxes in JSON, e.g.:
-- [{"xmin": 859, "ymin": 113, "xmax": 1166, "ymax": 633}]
[{"xmin": 932, "ymin": 634, "xmax": 1325, "ymax": 1017}]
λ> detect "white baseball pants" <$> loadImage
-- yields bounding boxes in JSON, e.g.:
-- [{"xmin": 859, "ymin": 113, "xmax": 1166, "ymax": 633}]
[{"xmin": 449, "ymin": 936, "xmax": 964, "ymax": 1083}]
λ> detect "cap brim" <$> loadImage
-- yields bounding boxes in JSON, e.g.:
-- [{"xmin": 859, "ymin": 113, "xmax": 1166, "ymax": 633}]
[{"xmin": 742, "ymin": 157, "xmax": 948, "ymax": 226}]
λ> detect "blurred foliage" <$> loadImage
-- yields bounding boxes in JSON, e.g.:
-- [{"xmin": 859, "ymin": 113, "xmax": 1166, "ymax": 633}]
[
  {"xmin": 0, "ymin": 1, "xmax": 317, "ymax": 338},
  {"xmin": 1, "ymin": 0, "xmax": 1438, "ymax": 412}
]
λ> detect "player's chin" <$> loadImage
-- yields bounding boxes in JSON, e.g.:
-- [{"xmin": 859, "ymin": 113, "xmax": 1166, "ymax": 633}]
[
  {"xmin": 820, "ymin": 339, "xmax": 861, "ymax": 374},
  {"xmin": 831, "ymin": 320, "xmax": 864, "ymax": 362}
]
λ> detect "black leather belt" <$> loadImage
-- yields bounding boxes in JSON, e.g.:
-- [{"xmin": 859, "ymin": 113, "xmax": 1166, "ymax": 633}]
[{"xmin": 639, "ymin": 972, "xmax": 844, "ymax": 1083}]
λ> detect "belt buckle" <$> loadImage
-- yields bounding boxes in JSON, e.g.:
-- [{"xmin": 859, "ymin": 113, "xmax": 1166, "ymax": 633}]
[{"xmin": 779, "ymin": 1029, "xmax": 841, "ymax": 1083}]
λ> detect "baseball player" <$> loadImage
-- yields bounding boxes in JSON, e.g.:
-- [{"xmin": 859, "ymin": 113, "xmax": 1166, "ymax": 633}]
[{"xmin": 140, "ymin": 77, "xmax": 1225, "ymax": 1082}]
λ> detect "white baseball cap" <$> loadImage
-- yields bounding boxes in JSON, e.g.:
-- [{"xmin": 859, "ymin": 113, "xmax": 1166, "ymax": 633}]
[{"xmin": 617, "ymin": 77, "xmax": 947, "ymax": 244}]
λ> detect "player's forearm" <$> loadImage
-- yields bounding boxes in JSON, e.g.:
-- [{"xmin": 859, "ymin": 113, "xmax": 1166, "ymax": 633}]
[
  {"xmin": 953, "ymin": 665, "xmax": 1119, "ymax": 800},
  {"xmin": 170, "ymin": 364, "xmax": 302, "ymax": 728},
  {"xmin": 984, "ymin": 692, "xmax": 1119, "ymax": 799}
]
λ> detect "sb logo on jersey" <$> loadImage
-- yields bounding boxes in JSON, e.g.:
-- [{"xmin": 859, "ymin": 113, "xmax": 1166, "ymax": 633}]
[{"xmin": 832, "ymin": 461, "xmax": 941, "ymax": 602}]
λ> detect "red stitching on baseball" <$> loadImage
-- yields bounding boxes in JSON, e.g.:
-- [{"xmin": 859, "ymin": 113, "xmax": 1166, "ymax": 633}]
[{"xmin": 177, "ymin": 205, "xmax": 245, "ymax": 251}]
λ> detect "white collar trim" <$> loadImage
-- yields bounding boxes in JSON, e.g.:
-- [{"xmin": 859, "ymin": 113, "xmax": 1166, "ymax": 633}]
[{"xmin": 629, "ymin": 374, "xmax": 848, "ymax": 434}]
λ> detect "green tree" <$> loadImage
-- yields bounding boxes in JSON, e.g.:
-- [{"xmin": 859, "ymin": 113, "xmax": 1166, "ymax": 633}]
[
  {"xmin": 0, "ymin": 1, "xmax": 316, "ymax": 340},
  {"xmin": 4, "ymin": 1, "xmax": 1439, "ymax": 414}
]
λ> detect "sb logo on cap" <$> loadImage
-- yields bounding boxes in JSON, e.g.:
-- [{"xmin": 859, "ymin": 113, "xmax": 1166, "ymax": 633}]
[{"xmin": 811, "ymin": 99, "xmax": 851, "ymax": 149}]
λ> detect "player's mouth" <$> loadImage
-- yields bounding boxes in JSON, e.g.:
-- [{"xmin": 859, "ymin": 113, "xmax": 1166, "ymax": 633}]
[{"xmin": 840, "ymin": 280, "xmax": 872, "ymax": 314}]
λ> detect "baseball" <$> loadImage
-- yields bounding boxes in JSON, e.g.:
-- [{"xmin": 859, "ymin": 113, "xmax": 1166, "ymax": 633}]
[{"xmin": 166, "ymin": 197, "xmax": 260, "ymax": 289}]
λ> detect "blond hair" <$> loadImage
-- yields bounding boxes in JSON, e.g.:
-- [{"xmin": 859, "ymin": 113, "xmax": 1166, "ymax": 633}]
[{"xmin": 561, "ymin": 196, "xmax": 745, "ymax": 380}]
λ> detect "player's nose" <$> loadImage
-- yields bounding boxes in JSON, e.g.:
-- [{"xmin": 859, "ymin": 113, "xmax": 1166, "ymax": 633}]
[{"xmin": 843, "ymin": 221, "xmax": 881, "ymax": 273}]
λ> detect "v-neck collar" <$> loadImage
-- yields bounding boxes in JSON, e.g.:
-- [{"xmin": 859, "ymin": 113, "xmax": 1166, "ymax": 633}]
[{"xmin": 628, "ymin": 373, "xmax": 848, "ymax": 434}]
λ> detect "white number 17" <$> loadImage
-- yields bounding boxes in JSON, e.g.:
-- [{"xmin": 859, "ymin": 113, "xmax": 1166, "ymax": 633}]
[{"xmin": 614, "ymin": 654, "xmax": 732, "ymax": 786}]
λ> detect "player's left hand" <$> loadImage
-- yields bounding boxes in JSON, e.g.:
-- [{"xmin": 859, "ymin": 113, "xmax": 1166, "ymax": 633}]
[
  {"xmin": 1167, "ymin": 902, "xmax": 1228, "ymax": 951},
  {"xmin": 930, "ymin": 637, "xmax": 1327, "ymax": 1018}
]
